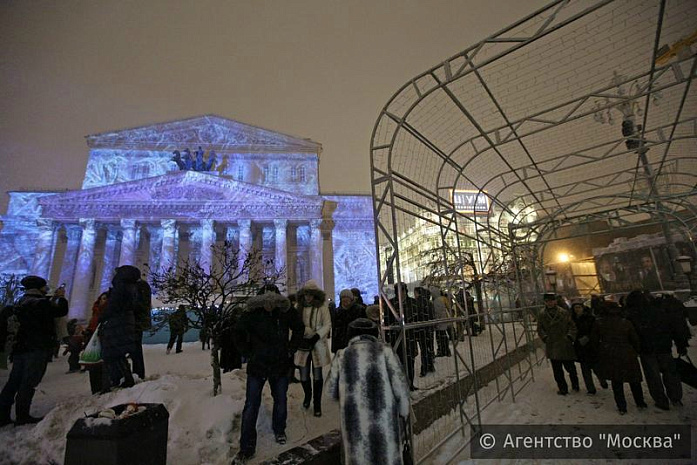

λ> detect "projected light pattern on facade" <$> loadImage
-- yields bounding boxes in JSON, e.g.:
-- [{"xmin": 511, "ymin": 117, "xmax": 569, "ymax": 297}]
[{"xmin": 0, "ymin": 115, "xmax": 377, "ymax": 318}]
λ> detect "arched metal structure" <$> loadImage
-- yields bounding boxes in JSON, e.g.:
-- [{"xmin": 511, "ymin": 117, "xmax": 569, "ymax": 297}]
[{"xmin": 370, "ymin": 0, "xmax": 696, "ymax": 462}]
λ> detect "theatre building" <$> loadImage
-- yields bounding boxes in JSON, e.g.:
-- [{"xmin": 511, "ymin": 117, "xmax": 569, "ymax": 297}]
[{"xmin": 0, "ymin": 115, "xmax": 378, "ymax": 320}]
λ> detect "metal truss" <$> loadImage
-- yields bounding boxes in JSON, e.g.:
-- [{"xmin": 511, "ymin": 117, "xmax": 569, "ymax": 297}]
[{"xmin": 370, "ymin": 0, "xmax": 697, "ymax": 463}]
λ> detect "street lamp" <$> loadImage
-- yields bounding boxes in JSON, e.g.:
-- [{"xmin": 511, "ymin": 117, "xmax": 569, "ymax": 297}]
[
  {"xmin": 545, "ymin": 267, "xmax": 557, "ymax": 293},
  {"xmin": 676, "ymin": 255, "xmax": 694, "ymax": 295}
]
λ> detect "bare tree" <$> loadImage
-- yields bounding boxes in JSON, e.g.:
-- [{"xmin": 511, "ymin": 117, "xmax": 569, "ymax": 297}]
[
  {"xmin": 0, "ymin": 274, "xmax": 22, "ymax": 307},
  {"xmin": 147, "ymin": 241, "xmax": 284, "ymax": 396}
]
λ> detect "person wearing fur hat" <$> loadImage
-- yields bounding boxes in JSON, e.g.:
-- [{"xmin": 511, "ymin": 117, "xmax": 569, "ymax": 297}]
[
  {"xmin": 0, "ymin": 276, "xmax": 68, "ymax": 427},
  {"xmin": 296, "ymin": 279, "xmax": 332, "ymax": 417},
  {"xmin": 327, "ymin": 318, "xmax": 411, "ymax": 465},
  {"xmin": 331, "ymin": 289, "xmax": 366, "ymax": 353},
  {"xmin": 232, "ymin": 289, "xmax": 304, "ymax": 464}
]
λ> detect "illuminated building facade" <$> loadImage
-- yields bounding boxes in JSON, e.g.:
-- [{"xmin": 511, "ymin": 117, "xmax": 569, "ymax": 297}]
[{"xmin": 0, "ymin": 115, "xmax": 378, "ymax": 319}]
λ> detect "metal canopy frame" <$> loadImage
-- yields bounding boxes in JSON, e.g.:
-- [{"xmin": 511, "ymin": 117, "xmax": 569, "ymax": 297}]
[{"xmin": 370, "ymin": 1, "xmax": 696, "ymax": 463}]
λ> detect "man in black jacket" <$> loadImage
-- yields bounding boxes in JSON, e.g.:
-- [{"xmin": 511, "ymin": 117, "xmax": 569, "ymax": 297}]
[
  {"xmin": 387, "ymin": 282, "xmax": 419, "ymax": 390},
  {"xmin": 627, "ymin": 291, "xmax": 689, "ymax": 410},
  {"xmin": 232, "ymin": 289, "xmax": 304, "ymax": 464},
  {"xmin": 0, "ymin": 276, "xmax": 68, "ymax": 427}
]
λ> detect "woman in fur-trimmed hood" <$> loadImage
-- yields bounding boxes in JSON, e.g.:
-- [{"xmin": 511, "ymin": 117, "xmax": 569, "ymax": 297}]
[
  {"xmin": 296, "ymin": 280, "xmax": 332, "ymax": 417},
  {"xmin": 296, "ymin": 280, "xmax": 327, "ymax": 309}
]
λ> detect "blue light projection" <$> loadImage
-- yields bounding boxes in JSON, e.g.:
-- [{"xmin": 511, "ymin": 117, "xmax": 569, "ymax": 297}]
[{"xmin": 0, "ymin": 115, "xmax": 378, "ymax": 309}]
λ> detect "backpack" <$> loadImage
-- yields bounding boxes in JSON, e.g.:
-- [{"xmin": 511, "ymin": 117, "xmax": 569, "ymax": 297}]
[{"xmin": 0, "ymin": 305, "xmax": 19, "ymax": 356}]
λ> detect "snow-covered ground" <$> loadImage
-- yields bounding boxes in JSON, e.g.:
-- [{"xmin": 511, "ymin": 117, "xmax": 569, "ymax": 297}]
[
  {"xmin": 433, "ymin": 346, "xmax": 697, "ymax": 465},
  {"xmin": 0, "ymin": 343, "xmax": 342, "ymax": 465},
  {"xmin": 0, "ymin": 328, "xmax": 694, "ymax": 465}
]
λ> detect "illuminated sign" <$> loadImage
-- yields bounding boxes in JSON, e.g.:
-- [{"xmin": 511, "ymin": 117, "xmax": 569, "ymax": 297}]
[{"xmin": 452, "ymin": 190, "xmax": 490, "ymax": 214}]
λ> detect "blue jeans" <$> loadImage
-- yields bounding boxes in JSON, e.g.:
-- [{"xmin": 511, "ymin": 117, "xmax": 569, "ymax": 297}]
[
  {"xmin": 239, "ymin": 374, "xmax": 289, "ymax": 454},
  {"xmin": 0, "ymin": 350, "xmax": 49, "ymax": 418}
]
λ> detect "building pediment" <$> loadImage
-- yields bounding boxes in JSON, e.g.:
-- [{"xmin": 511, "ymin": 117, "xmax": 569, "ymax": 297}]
[
  {"xmin": 85, "ymin": 114, "xmax": 322, "ymax": 153},
  {"xmin": 39, "ymin": 171, "xmax": 324, "ymax": 221}
]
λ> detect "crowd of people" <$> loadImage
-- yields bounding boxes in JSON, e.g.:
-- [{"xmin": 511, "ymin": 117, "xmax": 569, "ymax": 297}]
[
  {"xmin": 537, "ymin": 291, "xmax": 691, "ymax": 415},
  {"xmin": 2, "ymin": 269, "xmax": 693, "ymax": 464}
]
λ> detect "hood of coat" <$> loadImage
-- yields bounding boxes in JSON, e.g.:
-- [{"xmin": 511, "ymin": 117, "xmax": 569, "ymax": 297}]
[
  {"xmin": 297, "ymin": 282, "xmax": 326, "ymax": 307},
  {"xmin": 246, "ymin": 292, "xmax": 291, "ymax": 313}
]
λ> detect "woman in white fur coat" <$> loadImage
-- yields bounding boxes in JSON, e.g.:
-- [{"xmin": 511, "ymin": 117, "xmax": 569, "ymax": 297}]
[
  {"xmin": 328, "ymin": 318, "xmax": 411, "ymax": 465},
  {"xmin": 297, "ymin": 280, "xmax": 332, "ymax": 417}
]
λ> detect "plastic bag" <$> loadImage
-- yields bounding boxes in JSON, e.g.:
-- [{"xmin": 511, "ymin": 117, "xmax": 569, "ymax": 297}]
[{"xmin": 79, "ymin": 324, "xmax": 102, "ymax": 365}]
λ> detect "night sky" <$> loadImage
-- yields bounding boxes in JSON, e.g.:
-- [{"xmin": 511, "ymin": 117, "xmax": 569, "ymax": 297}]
[{"xmin": 0, "ymin": 0, "xmax": 547, "ymax": 213}]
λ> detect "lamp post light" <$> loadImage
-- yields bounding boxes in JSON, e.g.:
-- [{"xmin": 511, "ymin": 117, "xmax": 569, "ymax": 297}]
[
  {"xmin": 545, "ymin": 267, "xmax": 557, "ymax": 294},
  {"xmin": 676, "ymin": 255, "xmax": 694, "ymax": 296}
]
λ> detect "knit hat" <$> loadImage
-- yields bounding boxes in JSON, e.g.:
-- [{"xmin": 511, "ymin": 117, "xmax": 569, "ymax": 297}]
[
  {"xmin": 347, "ymin": 318, "xmax": 379, "ymax": 339},
  {"xmin": 339, "ymin": 289, "xmax": 354, "ymax": 300},
  {"xmin": 20, "ymin": 275, "xmax": 47, "ymax": 290}
]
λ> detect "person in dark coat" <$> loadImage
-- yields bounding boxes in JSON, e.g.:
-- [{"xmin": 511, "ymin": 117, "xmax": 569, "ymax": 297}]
[
  {"xmin": 350, "ymin": 288, "xmax": 366, "ymax": 310},
  {"xmin": 232, "ymin": 291, "xmax": 304, "ymax": 464},
  {"xmin": 327, "ymin": 318, "xmax": 411, "ymax": 465},
  {"xmin": 218, "ymin": 314, "xmax": 242, "ymax": 373},
  {"xmin": 387, "ymin": 283, "xmax": 419, "ymax": 391},
  {"xmin": 99, "ymin": 267, "xmax": 138, "ymax": 389},
  {"xmin": 331, "ymin": 289, "xmax": 365, "ymax": 353},
  {"xmin": 571, "ymin": 302, "xmax": 606, "ymax": 394},
  {"xmin": 414, "ymin": 286, "xmax": 436, "ymax": 376},
  {"xmin": 627, "ymin": 291, "xmax": 689, "ymax": 410},
  {"xmin": 537, "ymin": 293, "xmax": 579, "ymax": 395},
  {"xmin": 591, "ymin": 301, "xmax": 647, "ymax": 414},
  {"xmin": 166, "ymin": 305, "xmax": 189, "ymax": 354},
  {"xmin": 0, "ymin": 276, "xmax": 68, "ymax": 426},
  {"xmin": 127, "ymin": 266, "xmax": 152, "ymax": 380},
  {"xmin": 63, "ymin": 321, "xmax": 85, "ymax": 373}
]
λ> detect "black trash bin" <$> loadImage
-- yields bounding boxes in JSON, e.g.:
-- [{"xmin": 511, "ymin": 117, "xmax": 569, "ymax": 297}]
[{"xmin": 64, "ymin": 403, "xmax": 168, "ymax": 465}]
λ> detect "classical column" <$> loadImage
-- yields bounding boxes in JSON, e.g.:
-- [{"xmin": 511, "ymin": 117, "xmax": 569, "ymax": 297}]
[
  {"xmin": 59, "ymin": 225, "xmax": 82, "ymax": 298},
  {"xmin": 70, "ymin": 218, "xmax": 97, "ymax": 321},
  {"xmin": 200, "ymin": 219, "xmax": 215, "ymax": 273},
  {"xmin": 147, "ymin": 225, "xmax": 163, "ymax": 277},
  {"xmin": 99, "ymin": 226, "xmax": 120, "ymax": 293},
  {"xmin": 30, "ymin": 218, "xmax": 55, "ymax": 278},
  {"xmin": 274, "ymin": 219, "xmax": 288, "ymax": 273},
  {"xmin": 309, "ymin": 219, "xmax": 324, "ymax": 289},
  {"xmin": 160, "ymin": 219, "xmax": 177, "ymax": 273},
  {"xmin": 118, "ymin": 219, "xmax": 138, "ymax": 266},
  {"xmin": 238, "ymin": 219, "xmax": 252, "ymax": 272}
]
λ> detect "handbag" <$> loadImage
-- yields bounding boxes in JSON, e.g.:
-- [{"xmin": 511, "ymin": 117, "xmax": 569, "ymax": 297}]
[
  {"xmin": 294, "ymin": 348, "xmax": 311, "ymax": 367},
  {"xmin": 675, "ymin": 354, "xmax": 697, "ymax": 389},
  {"xmin": 79, "ymin": 324, "xmax": 103, "ymax": 365}
]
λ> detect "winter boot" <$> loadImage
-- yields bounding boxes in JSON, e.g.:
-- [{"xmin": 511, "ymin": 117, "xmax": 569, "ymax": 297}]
[
  {"xmin": 119, "ymin": 359, "xmax": 135, "ymax": 388},
  {"xmin": 14, "ymin": 397, "xmax": 42, "ymax": 426},
  {"xmin": 301, "ymin": 380, "xmax": 312, "ymax": 409},
  {"xmin": 313, "ymin": 379, "xmax": 323, "ymax": 417}
]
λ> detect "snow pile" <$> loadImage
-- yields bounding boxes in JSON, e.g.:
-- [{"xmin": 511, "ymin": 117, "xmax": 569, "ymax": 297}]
[{"xmin": 0, "ymin": 343, "xmax": 339, "ymax": 465}]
